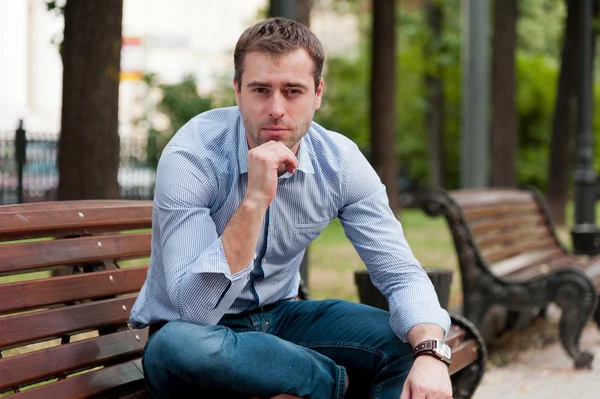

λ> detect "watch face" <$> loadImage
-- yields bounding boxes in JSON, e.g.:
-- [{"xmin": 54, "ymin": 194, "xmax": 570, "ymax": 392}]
[{"xmin": 434, "ymin": 341, "xmax": 452, "ymax": 360}]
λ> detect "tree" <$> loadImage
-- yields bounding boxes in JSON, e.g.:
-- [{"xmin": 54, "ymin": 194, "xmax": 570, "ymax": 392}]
[
  {"xmin": 296, "ymin": 0, "xmax": 312, "ymax": 26},
  {"xmin": 546, "ymin": 0, "xmax": 581, "ymax": 225},
  {"xmin": 491, "ymin": 0, "xmax": 518, "ymax": 187},
  {"xmin": 424, "ymin": 0, "xmax": 445, "ymax": 189},
  {"xmin": 57, "ymin": 0, "xmax": 123, "ymax": 200},
  {"xmin": 371, "ymin": 0, "xmax": 399, "ymax": 214}
]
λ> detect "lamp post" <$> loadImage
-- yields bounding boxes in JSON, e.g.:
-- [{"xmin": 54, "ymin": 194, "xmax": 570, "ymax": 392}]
[
  {"xmin": 571, "ymin": 0, "xmax": 599, "ymax": 255},
  {"xmin": 460, "ymin": 0, "xmax": 491, "ymax": 188}
]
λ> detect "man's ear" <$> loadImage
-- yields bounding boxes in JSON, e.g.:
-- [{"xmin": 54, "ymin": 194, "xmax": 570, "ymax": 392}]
[
  {"xmin": 233, "ymin": 78, "xmax": 241, "ymax": 106},
  {"xmin": 315, "ymin": 78, "xmax": 324, "ymax": 110}
]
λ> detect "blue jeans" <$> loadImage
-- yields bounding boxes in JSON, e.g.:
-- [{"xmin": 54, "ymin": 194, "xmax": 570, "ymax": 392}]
[{"xmin": 142, "ymin": 299, "xmax": 414, "ymax": 399}]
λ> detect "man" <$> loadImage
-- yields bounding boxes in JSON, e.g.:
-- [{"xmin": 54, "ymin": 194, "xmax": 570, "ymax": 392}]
[{"xmin": 130, "ymin": 17, "xmax": 452, "ymax": 399}]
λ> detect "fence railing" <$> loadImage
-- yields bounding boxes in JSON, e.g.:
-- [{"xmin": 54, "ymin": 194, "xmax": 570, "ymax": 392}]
[{"xmin": 0, "ymin": 120, "xmax": 157, "ymax": 205}]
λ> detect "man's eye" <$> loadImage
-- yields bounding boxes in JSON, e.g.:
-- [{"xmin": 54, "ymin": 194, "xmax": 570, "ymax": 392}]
[
  {"xmin": 287, "ymin": 89, "xmax": 302, "ymax": 96},
  {"xmin": 253, "ymin": 88, "xmax": 268, "ymax": 94}
]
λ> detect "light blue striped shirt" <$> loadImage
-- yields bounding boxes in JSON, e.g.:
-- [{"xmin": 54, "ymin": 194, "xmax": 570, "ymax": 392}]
[{"xmin": 129, "ymin": 106, "xmax": 450, "ymax": 341}]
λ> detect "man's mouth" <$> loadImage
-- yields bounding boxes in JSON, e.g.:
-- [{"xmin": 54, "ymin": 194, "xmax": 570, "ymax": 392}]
[{"xmin": 262, "ymin": 127, "xmax": 290, "ymax": 136}]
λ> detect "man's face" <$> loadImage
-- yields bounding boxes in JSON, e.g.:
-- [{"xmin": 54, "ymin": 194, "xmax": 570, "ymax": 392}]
[{"xmin": 234, "ymin": 49, "xmax": 324, "ymax": 153}]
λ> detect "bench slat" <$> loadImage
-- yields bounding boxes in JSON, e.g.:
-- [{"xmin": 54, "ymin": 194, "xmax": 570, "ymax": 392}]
[
  {"xmin": 490, "ymin": 248, "xmax": 563, "ymax": 277},
  {"xmin": 0, "ymin": 267, "xmax": 147, "ymax": 314},
  {"xmin": 445, "ymin": 324, "xmax": 466, "ymax": 348},
  {"xmin": 485, "ymin": 238, "xmax": 557, "ymax": 264},
  {"xmin": 505, "ymin": 255, "xmax": 584, "ymax": 281},
  {"xmin": 0, "ymin": 200, "xmax": 151, "ymax": 213},
  {"xmin": 122, "ymin": 391, "xmax": 152, "ymax": 399},
  {"xmin": 0, "ymin": 233, "xmax": 151, "ymax": 276},
  {"xmin": 448, "ymin": 339, "xmax": 479, "ymax": 375},
  {"xmin": 469, "ymin": 214, "xmax": 544, "ymax": 236},
  {"xmin": 0, "ymin": 296, "xmax": 136, "ymax": 350},
  {"xmin": 450, "ymin": 189, "xmax": 536, "ymax": 208},
  {"xmin": 0, "ymin": 329, "xmax": 147, "ymax": 391},
  {"xmin": 476, "ymin": 226, "xmax": 551, "ymax": 249},
  {"xmin": 461, "ymin": 203, "xmax": 540, "ymax": 221},
  {"xmin": 11, "ymin": 359, "xmax": 145, "ymax": 399},
  {"xmin": 0, "ymin": 206, "xmax": 152, "ymax": 241}
]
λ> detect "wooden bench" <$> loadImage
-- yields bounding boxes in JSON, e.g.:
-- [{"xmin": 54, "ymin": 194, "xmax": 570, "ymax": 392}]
[
  {"xmin": 355, "ymin": 270, "xmax": 486, "ymax": 399},
  {"xmin": 422, "ymin": 187, "xmax": 599, "ymax": 369},
  {"xmin": 1, "ymin": 200, "xmax": 483, "ymax": 398},
  {"xmin": 0, "ymin": 200, "xmax": 153, "ymax": 398}
]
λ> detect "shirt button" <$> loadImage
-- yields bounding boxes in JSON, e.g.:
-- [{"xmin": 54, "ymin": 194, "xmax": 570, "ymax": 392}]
[
  {"xmin": 254, "ymin": 252, "xmax": 257, "ymax": 260},
  {"xmin": 268, "ymin": 224, "xmax": 274, "ymax": 233}
]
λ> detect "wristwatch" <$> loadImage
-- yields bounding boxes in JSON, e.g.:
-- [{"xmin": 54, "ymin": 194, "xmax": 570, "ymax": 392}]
[{"xmin": 413, "ymin": 339, "xmax": 452, "ymax": 366}]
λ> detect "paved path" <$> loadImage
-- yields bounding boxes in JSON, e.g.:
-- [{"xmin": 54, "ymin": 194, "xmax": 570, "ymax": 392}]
[{"xmin": 474, "ymin": 323, "xmax": 600, "ymax": 398}]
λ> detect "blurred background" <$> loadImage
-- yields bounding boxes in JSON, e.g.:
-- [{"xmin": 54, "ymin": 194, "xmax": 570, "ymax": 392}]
[{"xmin": 0, "ymin": 0, "xmax": 599, "ymax": 309}]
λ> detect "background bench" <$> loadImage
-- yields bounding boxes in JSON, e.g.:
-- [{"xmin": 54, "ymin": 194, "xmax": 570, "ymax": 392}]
[
  {"xmin": 422, "ymin": 187, "xmax": 599, "ymax": 369},
  {"xmin": 1, "ymin": 200, "xmax": 484, "ymax": 398}
]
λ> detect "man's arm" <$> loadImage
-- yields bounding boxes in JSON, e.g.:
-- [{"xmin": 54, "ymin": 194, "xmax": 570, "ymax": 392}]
[
  {"xmin": 222, "ymin": 141, "xmax": 298, "ymax": 273},
  {"xmin": 337, "ymin": 143, "xmax": 451, "ymax": 340},
  {"xmin": 336, "ymin": 143, "xmax": 452, "ymax": 398},
  {"xmin": 155, "ymin": 141, "xmax": 297, "ymax": 325}
]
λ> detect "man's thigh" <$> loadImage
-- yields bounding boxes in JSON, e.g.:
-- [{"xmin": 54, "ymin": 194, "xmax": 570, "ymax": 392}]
[{"xmin": 267, "ymin": 299, "xmax": 413, "ymax": 394}]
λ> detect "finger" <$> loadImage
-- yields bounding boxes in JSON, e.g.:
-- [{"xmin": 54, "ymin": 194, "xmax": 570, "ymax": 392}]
[
  {"xmin": 267, "ymin": 143, "xmax": 299, "ymax": 172},
  {"xmin": 399, "ymin": 382, "xmax": 410, "ymax": 399},
  {"xmin": 250, "ymin": 142, "xmax": 298, "ymax": 172}
]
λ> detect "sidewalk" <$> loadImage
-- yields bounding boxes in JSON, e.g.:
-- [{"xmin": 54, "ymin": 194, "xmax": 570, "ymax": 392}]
[{"xmin": 474, "ymin": 323, "xmax": 600, "ymax": 398}]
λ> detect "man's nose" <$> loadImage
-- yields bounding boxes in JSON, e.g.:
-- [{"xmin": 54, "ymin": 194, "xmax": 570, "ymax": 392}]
[{"xmin": 268, "ymin": 93, "xmax": 285, "ymax": 119}]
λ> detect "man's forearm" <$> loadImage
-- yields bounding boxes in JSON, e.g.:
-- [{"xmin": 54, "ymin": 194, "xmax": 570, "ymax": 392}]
[
  {"xmin": 222, "ymin": 197, "xmax": 268, "ymax": 275},
  {"xmin": 406, "ymin": 323, "xmax": 445, "ymax": 348}
]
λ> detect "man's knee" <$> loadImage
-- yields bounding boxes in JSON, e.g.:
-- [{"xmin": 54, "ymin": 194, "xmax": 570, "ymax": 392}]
[{"xmin": 144, "ymin": 321, "xmax": 232, "ymax": 377}]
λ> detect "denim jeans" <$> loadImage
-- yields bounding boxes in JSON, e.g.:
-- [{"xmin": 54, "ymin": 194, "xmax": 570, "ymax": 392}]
[{"xmin": 142, "ymin": 299, "xmax": 414, "ymax": 399}]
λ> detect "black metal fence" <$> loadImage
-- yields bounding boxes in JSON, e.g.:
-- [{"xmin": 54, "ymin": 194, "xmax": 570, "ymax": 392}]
[{"xmin": 0, "ymin": 120, "xmax": 156, "ymax": 205}]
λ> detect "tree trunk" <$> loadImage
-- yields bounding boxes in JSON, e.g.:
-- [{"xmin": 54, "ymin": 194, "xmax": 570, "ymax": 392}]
[
  {"xmin": 424, "ymin": 0, "xmax": 445, "ymax": 189},
  {"xmin": 58, "ymin": 0, "xmax": 122, "ymax": 200},
  {"xmin": 370, "ymin": 0, "xmax": 399, "ymax": 215},
  {"xmin": 490, "ymin": 0, "xmax": 518, "ymax": 188},
  {"xmin": 296, "ymin": 0, "xmax": 312, "ymax": 27},
  {"xmin": 546, "ymin": 0, "xmax": 581, "ymax": 225}
]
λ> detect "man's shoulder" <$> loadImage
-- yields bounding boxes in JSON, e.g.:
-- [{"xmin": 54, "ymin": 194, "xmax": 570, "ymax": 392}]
[
  {"xmin": 167, "ymin": 106, "xmax": 240, "ymax": 155},
  {"xmin": 306, "ymin": 121, "xmax": 360, "ymax": 161},
  {"xmin": 158, "ymin": 106, "xmax": 241, "ymax": 177}
]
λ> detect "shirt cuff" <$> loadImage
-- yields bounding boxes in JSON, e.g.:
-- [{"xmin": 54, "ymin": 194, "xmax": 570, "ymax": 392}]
[
  {"xmin": 388, "ymin": 299, "xmax": 452, "ymax": 343},
  {"xmin": 192, "ymin": 237, "xmax": 254, "ymax": 281}
]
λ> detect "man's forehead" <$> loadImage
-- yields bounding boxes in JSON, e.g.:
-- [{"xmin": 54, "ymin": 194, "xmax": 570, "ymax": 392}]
[{"xmin": 243, "ymin": 50, "xmax": 313, "ymax": 71}]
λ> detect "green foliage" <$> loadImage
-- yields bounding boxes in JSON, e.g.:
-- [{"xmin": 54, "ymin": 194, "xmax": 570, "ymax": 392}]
[
  {"xmin": 139, "ymin": 0, "xmax": 600, "ymax": 190},
  {"xmin": 135, "ymin": 74, "xmax": 214, "ymax": 168},
  {"xmin": 315, "ymin": 1, "xmax": 600, "ymax": 190},
  {"xmin": 517, "ymin": 0, "xmax": 565, "ymax": 58},
  {"xmin": 45, "ymin": 0, "xmax": 66, "ymax": 14},
  {"xmin": 514, "ymin": 53, "xmax": 558, "ymax": 190}
]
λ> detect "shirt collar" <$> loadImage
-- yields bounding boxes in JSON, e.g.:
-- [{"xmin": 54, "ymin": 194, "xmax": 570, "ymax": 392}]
[{"xmin": 237, "ymin": 115, "xmax": 315, "ymax": 175}]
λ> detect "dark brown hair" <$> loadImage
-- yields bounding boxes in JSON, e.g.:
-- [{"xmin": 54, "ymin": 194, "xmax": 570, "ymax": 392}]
[{"xmin": 234, "ymin": 17, "xmax": 325, "ymax": 90}]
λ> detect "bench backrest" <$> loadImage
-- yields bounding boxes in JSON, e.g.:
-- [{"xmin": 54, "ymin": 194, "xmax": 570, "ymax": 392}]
[
  {"xmin": 0, "ymin": 200, "xmax": 153, "ymax": 398},
  {"xmin": 424, "ymin": 188, "xmax": 569, "ymax": 283}
]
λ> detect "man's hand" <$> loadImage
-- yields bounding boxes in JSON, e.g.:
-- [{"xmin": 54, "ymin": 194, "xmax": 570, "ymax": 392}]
[
  {"xmin": 400, "ymin": 356, "xmax": 452, "ymax": 399},
  {"xmin": 245, "ymin": 141, "xmax": 298, "ymax": 208}
]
